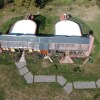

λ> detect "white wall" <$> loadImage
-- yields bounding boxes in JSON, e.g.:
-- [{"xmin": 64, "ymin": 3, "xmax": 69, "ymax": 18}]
[
  {"xmin": 9, "ymin": 20, "xmax": 37, "ymax": 35},
  {"xmin": 55, "ymin": 20, "xmax": 82, "ymax": 36}
]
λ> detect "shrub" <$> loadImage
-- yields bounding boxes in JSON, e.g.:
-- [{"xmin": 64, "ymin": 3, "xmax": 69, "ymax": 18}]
[
  {"xmin": 35, "ymin": 0, "xmax": 53, "ymax": 8},
  {"xmin": 14, "ymin": 0, "xmax": 35, "ymax": 8},
  {"xmin": 6, "ymin": 0, "xmax": 14, "ymax": 2},
  {"xmin": 0, "ymin": 0, "xmax": 4, "ymax": 9}
]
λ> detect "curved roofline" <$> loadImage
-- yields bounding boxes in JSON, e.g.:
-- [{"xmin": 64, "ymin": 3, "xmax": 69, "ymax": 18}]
[
  {"xmin": 9, "ymin": 19, "xmax": 37, "ymax": 35},
  {"xmin": 55, "ymin": 20, "xmax": 82, "ymax": 36}
]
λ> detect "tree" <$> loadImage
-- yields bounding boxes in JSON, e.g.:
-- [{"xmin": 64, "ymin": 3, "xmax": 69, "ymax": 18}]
[
  {"xmin": 14, "ymin": 0, "xmax": 25, "ymax": 7},
  {"xmin": 7, "ymin": 0, "xmax": 14, "ymax": 2},
  {"xmin": 14, "ymin": 0, "xmax": 52, "ymax": 8},
  {"xmin": 35, "ymin": 0, "xmax": 53, "ymax": 9},
  {"xmin": 14, "ymin": 0, "xmax": 35, "ymax": 8},
  {"xmin": 0, "ymin": 0, "xmax": 4, "ymax": 9}
]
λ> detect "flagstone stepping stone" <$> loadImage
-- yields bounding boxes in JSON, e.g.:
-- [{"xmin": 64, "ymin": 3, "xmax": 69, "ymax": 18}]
[
  {"xmin": 24, "ymin": 72, "xmax": 33, "ymax": 83},
  {"xmin": 96, "ymin": 79, "xmax": 100, "ymax": 88},
  {"xmin": 57, "ymin": 76, "xmax": 67, "ymax": 86},
  {"xmin": 15, "ymin": 62, "xmax": 26, "ymax": 69},
  {"xmin": 34, "ymin": 75, "xmax": 56, "ymax": 82},
  {"xmin": 19, "ymin": 57, "xmax": 26, "ymax": 63},
  {"xmin": 14, "ymin": 51, "xmax": 99, "ymax": 93},
  {"xmin": 19, "ymin": 66, "xmax": 29, "ymax": 76},
  {"xmin": 19, "ymin": 52, "xmax": 26, "ymax": 63},
  {"xmin": 73, "ymin": 81, "xmax": 96, "ymax": 89},
  {"xmin": 63, "ymin": 83, "xmax": 73, "ymax": 94}
]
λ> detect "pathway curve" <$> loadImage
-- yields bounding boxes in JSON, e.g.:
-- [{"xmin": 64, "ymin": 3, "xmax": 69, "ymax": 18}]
[{"xmin": 15, "ymin": 52, "xmax": 100, "ymax": 94}]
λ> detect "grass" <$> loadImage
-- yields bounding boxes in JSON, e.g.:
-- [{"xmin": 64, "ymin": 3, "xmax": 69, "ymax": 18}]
[
  {"xmin": 0, "ymin": 13, "xmax": 91, "ymax": 35},
  {"xmin": 0, "ymin": 51, "xmax": 98, "ymax": 84},
  {"xmin": 0, "ymin": 10, "xmax": 100, "ymax": 82},
  {"xmin": 0, "ymin": 16, "xmax": 24, "ymax": 33},
  {"xmin": 0, "ymin": 1, "xmax": 100, "ymax": 99},
  {"xmin": 86, "ymin": 17, "xmax": 100, "ymax": 58},
  {"xmin": 0, "ymin": 61, "xmax": 100, "ymax": 100},
  {"xmin": 0, "ymin": 13, "xmax": 3, "ymax": 19},
  {"xmin": 24, "ymin": 52, "xmax": 100, "ymax": 82},
  {"xmin": 48, "ymin": 0, "xmax": 74, "ymax": 6},
  {"xmin": 87, "ymin": 18, "xmax": 100, "ymax": 43},
  {"xmin": 0, "ymin": 89, "xmax": 5, "ymax": 100}
]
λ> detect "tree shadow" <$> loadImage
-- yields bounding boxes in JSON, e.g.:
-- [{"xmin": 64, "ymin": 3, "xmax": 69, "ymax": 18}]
[
  {"xmin": 33, "ymin": 14, "xmax": 46, "ymax": 35},
  {"xmin": 35, "ymin": 0, "xmax": 52, "ymax": 9},
  {"xmin": 33, "ymin": 14, "xmax": 53, "ymax": 36}
]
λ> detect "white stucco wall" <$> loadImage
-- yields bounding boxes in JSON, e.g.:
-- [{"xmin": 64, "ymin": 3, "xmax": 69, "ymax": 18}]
[
  {"xmin": 55, "ymin": 20, "xmax": 82, "ymax": 36},
  {"xmin": 9, "ymin": 20, "xmax": 37, "ymax": 35}
]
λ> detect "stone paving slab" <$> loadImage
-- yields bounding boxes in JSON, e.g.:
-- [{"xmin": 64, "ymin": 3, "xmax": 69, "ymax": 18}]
[
  {"xmin": 19, "ymin": 57, "xmax": 26, "ymax": 63},
  {"xmin": 96, "ymin": 79, "xmax": 100, "ymax": 88},
  {"xmin": 63, "ymin": 83, "xmax": 73, "ymax": 94},
  {"xmin": 57, "ymin": 76, "xmax": 67, "ymax": 86},
  {"xmin": 15, "ymin": 62, "xmax": 26, "ymax": 69},
  {"xmin": 24, "ymin": 72, "xmax": 33, "ymax": 83},
  {"xmin": 74, "ymin": 81, "xmax": 96, "ymax": 89},
  {"xmin": 19, "ymin": 67, "xmax": 29, "ymax": 76},
  {"xmin": 34, "ymin": 75, "xmax": 56, "ymax": 82},
  {"xmin": 19, "ymin": 52, "xmax": 26, "ymax": 63}
]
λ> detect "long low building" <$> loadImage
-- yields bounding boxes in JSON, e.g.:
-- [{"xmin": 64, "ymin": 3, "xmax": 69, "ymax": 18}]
[{"xmin": 0, "ymin": 35, "xmax": 90, "ymax": 51}]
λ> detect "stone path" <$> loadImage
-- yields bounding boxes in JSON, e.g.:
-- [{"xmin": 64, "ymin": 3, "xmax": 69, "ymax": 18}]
[
  {"xmin": 63, "ymin": 83, "xmax": 73, "ymax": 94},
  {"xmin": 19, "ymin": 66, "xmax": 29, "ymax": 76},
  {"xmin": 24, "ymin": 72, "xmax": 33, "ymax": 83},
  {"xmin": 34, "ymin": 75, "xmax": 56, "ymax": 82},
  {"xmin": 15, "ymin": 62, "xmax": 26, "ymax": 69},
  {"xmin": 73, "ymin": 81, "xmax": 96, "ymax": 89},
  {"xmin": 57, "ymin": 76, "xmax": 67, "ymax": 86},
  {"xmin": 96, "ymin": 79, "xmax": 100, "ymax": 88},
  {"xmin": 15, "ymin": 52, "xmax": 100, "ymax": 94},
  {"xmin": 15, "ymin": 51, "xmax": 33, "ymax": 84}
]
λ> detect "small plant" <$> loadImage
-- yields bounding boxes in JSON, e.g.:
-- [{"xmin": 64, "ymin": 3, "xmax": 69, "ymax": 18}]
[
  {"xmin": 96, "ymin": 0, "xmax": 100, "ymax": 8},
  {"xmin": 10, "ymin": 7, "xmax": 15, "ymax": 12},
  {"xmin": 72, "ymin": 66, "xmax": 85, "ymax": 74},
  {"xmin": 85, "ymin": 3, "xmax": 90, "ymax": 8}
]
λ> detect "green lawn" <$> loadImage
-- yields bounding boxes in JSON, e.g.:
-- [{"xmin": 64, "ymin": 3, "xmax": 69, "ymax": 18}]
[
  {"xmin": 0, "ymin": 16, "xmax": 24, "ymax": 33},
  {"xmin": 0, "ymin": 3, "xmax": 100, "ymax": 99},
  {"xmin": 0, "ymin": 13, "xmax": 100, "ymax": 82},
  {"xmin": 0, "ymin": 89, "xmax": 5, "ymax": 100}
]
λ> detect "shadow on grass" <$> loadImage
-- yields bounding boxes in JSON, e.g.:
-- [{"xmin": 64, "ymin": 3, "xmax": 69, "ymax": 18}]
[{"xmin": 0, "ymin": 88, "xmax": 5, "ymax": 100}]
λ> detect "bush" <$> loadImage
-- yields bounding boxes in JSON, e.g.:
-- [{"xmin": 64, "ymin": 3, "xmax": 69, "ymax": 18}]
[
  {"xmin": 6, "ymin": 0, "xmax": 14, "ymax": 2},
  {"xmin": 0, "ymin": 0, "xmax": 4, "ymax": 9},
  {"xmin": 35, "ymin": 0, "xmax": 53, "ymax": 8},
  {"xmin": 14, "ymin": 0, "xmax": 35, "ymax": 8}
]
